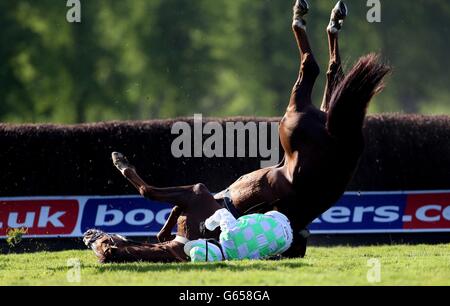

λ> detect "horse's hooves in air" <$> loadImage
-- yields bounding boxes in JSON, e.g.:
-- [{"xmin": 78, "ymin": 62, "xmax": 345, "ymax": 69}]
[
  {"xmin": 292, "ymin": 0, "xmax": 309, "ymax": 30},
  {"xmin": 328, "ymin": 1, "xmax": 348, "ymax": 34}
]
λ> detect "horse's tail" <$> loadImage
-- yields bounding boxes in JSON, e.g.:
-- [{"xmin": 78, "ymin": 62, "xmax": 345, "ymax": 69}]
[{"xmin": 327, "ymin": 53, "xmax": 391, "ymax": 139}]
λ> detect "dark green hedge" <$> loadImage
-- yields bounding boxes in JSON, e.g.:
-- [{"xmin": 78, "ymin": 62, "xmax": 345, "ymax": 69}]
[{"xmin": 0, "ymin": 114, "xmax": 449, "ymax": 197}]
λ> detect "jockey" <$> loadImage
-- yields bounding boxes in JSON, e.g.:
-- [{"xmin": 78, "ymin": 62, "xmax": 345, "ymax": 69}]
[{"xmin": 184, "ymin": 209, "xmax": 294, "ymax": 262}]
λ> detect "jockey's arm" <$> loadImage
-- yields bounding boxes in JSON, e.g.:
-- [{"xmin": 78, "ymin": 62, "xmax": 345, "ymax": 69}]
[{"xmin": 204, "ymin": 208, "xmax": 237, "ymax": 232}]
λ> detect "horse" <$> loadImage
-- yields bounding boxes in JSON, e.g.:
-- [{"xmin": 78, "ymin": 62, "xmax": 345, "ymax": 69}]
[{"xmin": 84, "ymin": 0, "xmax": 390, "ymax": 263}]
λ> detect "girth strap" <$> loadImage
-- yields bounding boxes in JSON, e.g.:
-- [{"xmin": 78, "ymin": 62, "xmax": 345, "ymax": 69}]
[{"xmin": 221, "ymin": 189, "xmax": 241, "ymax": 219}]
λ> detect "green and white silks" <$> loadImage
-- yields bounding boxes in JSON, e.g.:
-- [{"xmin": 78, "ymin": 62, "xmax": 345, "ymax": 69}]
[{"xmin": 184, "ymin": 209, "xmax": 293, "ymax": 262}]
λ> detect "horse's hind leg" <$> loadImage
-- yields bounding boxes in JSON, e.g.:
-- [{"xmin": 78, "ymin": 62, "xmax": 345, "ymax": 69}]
[
  {"xmin": 288, "ymin": 0, "xmax": 320, "ymax": 113},
  {"xmin": 321, "ymin": 1, "xmax": 348, "ymax": 112}
]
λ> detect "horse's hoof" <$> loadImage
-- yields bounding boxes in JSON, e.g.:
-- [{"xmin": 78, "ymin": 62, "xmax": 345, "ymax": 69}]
[
  {"xmin": 292, "ymin": 0, "xmax": 309, "ymax": 30},
  {"xmin": 294, "ymin": 0, "xmax": 309, "ymax": 17},
  {"xmin": 111, "ymin": 151, "xmax": 135, "ymax": 175},
  {"xmin": 83, "ymin": 229, "xmax": 128, "ymax": 263},
  {"xmin": 327, "ymin": 1, "xmax": 348, "ymax": 34}
]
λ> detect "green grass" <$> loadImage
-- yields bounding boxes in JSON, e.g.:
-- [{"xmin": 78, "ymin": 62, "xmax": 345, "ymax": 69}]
[{"xmin": 1, "ymin": 244, "xmax": 450, "ymax": 286}]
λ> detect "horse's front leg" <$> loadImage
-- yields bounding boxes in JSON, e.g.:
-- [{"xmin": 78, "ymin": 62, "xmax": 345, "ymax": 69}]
[
  {"xmin": 112, "ymin": 152, "xmax": 222, "ymax": 240},
  {"xmin": 157, "ymin": 206, "xmax": 182, "ymax": 242},
  {"xmin": 112, "ymin": 152, "xmax": 217, "ymax": 209}
]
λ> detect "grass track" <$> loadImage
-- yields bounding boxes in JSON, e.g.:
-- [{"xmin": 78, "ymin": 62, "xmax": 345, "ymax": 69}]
[{"xmin": 1, "ymin": 244, "xmax": 449, "ymax": 286}]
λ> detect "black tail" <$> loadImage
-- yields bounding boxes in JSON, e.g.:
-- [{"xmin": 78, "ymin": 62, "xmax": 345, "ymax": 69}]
[{"xmin": 327, "ymin": 53, "xmax": 391, "ymax": 139}]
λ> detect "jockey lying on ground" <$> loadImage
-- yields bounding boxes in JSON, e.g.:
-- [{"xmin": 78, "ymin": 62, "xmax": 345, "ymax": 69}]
[{"xmin": 184, "ymin": 209, "xmax": 293, "ymax": 262}]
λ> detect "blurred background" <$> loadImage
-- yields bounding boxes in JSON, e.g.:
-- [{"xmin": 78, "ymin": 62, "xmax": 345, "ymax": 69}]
[{"xmin": 1, "ymin": 0, "xmax": 449, "ymax": 124}]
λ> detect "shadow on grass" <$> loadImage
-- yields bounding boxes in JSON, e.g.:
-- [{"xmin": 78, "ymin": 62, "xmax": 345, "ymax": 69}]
[{"xmin": 93, "ymin": 260, "xmax": 311, "ymax": 273}]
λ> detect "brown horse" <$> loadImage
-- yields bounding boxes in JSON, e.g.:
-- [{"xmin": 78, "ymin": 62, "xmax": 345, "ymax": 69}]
[{"xmin": 84, "ymin": 0, "xmax": 390, "ymax": 263}]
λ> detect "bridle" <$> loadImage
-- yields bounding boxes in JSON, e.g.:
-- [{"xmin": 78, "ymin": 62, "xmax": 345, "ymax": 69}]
[{"xmin": 204, "ymin": 238, "xmax": 226, "ymax": 262}]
